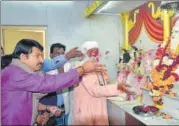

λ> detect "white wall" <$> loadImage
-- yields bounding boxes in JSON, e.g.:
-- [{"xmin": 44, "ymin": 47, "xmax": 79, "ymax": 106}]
[
  {"xmin": 134, "ymin": 26, "xmax": 158, "ymax": 51},
  {"xmin": 1, "ymin": 1, "xmax": 123, "ymax": 81}
]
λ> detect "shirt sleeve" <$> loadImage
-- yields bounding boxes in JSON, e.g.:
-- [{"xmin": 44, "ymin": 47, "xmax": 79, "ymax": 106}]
[
  {"xmin": 11, "ymin": 68, "xmax": 80, "ymax": 93},
  {"xmin": 42, "ymin": 55, "xmax": 68, "ymax": 72},
  {"xmin": 82, "ymin": 74, "xmax": 121, "ymax": 97}
]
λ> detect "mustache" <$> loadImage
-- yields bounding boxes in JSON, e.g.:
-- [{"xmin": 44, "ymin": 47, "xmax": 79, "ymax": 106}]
[{"xmin": 38, "ymin": 63, "xmax": 43, "ymax": 66}]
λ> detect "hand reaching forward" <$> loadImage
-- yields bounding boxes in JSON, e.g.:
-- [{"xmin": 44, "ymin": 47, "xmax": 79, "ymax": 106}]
[
  {"xmin": 117, "ymin": 82, "xmax": 136, "ymax": 95},
  {"xmin": 65, "ymin": 47, "xmax": 83, "ymax": 60}
]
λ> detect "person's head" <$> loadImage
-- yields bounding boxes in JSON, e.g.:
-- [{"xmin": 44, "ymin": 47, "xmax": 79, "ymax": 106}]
[
  {"xmin": 45, "ymin": 116, "xmax": 57, "ymax": 126},
  {"xmin": 12, "ymin": 39, "xmax": 44, "ymax": 71},
  {"xmin": 123, "ymin": 52, "xmax": 131, "ymax": 63},
  {"xmin": 1, "ymin": 54, "xmax": 12, "ymax": 70},
  {"xmin": 50, "ymin": 43, "xmax": 66, "ymax": 58},
  {"xmin": 1, "ymin": 46, "xmax": 4, "ymax": 56},
  {"xmin": 82, "ymin": 41, "xmax": 99, "ymax": 58}
]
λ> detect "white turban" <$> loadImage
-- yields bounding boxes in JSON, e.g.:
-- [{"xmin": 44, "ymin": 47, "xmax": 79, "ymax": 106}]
[
  {"xmin": 81, "ymin": 41, "xmax": 99, "ymax": 54},
  {"xmin": 72, "ymin": 41, "xmax": 99, "ymax": 68}
]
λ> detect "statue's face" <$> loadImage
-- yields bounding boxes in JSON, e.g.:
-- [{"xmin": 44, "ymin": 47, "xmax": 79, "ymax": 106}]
[{"xmin": 171, "ymin": 16, "xmax": 179, "ymax": 51}]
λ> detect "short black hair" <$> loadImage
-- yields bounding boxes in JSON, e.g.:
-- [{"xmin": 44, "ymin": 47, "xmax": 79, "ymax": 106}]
[
  {"xmin": 12, "ymin": 39, "xmax": 43, "ymax": 59},
  {"xmin": 1, "ymin": 54, "xmax": 13, "ymax": 70},
  {"xmin": 50, "ymin": 43, "xmax": 66, "ymax": 54},
  {"xmin": 123, "ymin": 52, "xmax": 131, "ymax": 63},
  {"xmin": 45, "ymin": 116, "xmax": 57, "ymax": 126}
]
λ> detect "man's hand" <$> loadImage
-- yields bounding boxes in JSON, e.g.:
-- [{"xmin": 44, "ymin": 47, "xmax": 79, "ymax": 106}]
[
  {"xmin": 36, "ymin": 112, "xmax": 49, "ymax": 125},
  {"xmin": 82, "ymin": 59, "xmax": 106, "ymax": 73},
  {"xmin": 65, "ymin": 47, "xmax": 83, "ymax": 60},
  {"xmin": 47, "ymin": 106, "xmax": 62, "ymax": 116},
  {"xmin": 118, "ymin": 83, "xmax": 136, "ymax": 95},
  {"xmin": 76, "ymin": 59, "xmax": 106, "ymax": 76}
]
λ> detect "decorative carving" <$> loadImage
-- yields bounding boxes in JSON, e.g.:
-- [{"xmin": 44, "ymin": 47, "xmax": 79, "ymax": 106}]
[
  {"xmin": 128, "ymin": 9, "xmax": 139, "ymax": 31},
  {"xmin": 148, "ymin": 1, "xmax": 175, "ymax": 43},
  {"xmin": 133, "ymin": 9, "xmax": 140, "ymax": 24},
  {"xmin": 84, "ymin": 1, "xmax": 104, "ymax": 17},
  {"xmin": 148, "ymin": 1, "xmax": 162, "ymax": 19},
  {"xmin": 121, "ymin": 9, "xmax": 139, "ymax": 32},
  {"xmin": 120, "ymin": 12, "xmax": 129, "ymax": 23}
]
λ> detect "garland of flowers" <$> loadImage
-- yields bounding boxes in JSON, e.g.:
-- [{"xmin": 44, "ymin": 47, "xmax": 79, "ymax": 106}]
[{"xmin": 150, "ymin": 39, "xmax": 178, "ymax": 108}]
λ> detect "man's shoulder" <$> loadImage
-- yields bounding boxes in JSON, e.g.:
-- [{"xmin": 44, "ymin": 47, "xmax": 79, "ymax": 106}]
[
  {"xmin": 1, "ymin": 65, "xmax": 23, "ymax": 85},
  {"xmin": 2, "ymin": 64, "xmax": 27, "ymax": 77}
]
